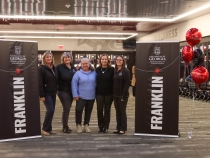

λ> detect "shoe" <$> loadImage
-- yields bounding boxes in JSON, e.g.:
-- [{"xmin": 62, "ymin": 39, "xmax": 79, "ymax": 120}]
[
  {"xmin": 77, "ymin": 125, "xmax": 82, "ymax": 134},
  {"xmin": 63, "ymin": 126, "xmax": 72, "ymax": 134},
  {"xmin": 103, "ymin": 128, "xmax": 108, "ymax": 133},
  {"xmin": 98, "ymin": 128, "xmax": 103, "ymax": 133},
  {"xmin": 113, "ymin": 130, "xmax": 119, "ymax": 134},
  {"xmin": 50, "ymin": 131, "xmax": 56, "ymax": 134},
  {"xmin": 119, "ymin": 131, "xmax": 125, "ymax": 134},
  {"xmin": 42, "ymin": 130, "xmax": 50, "ymax": 136},
  {"xmin": 84, "ymin": 124, "xmax": 91, "ymax": 133}
]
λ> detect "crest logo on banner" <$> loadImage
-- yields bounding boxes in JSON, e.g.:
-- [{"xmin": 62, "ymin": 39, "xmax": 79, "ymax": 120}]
[
  {"xmin": 154, "ymin": 47, "xmax": 161, "ymax": 55},
  {"xmin": 149, "ymin": 47, "xmax": 166, "ymax": 65},
  {"xmin": 15, "ymin": 46, "xmax": 21, "ymax": 55},
  {"xmin": 10, "ymin": 46, "xmax": 26, "ymax": 65}
]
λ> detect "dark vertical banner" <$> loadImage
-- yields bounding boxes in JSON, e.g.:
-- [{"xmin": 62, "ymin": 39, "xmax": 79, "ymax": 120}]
[
  {"xmin": 135, "ymin": 41, "xmax": 180, "ymax": 137},
  {"xmin": 0, "ymin": 40, "xmax": 41, "ymax": 142}
]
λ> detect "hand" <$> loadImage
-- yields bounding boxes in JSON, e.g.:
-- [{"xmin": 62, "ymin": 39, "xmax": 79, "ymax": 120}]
[
  {"xmin": 74, "ymin": 96, "xmax": 79, "ymax": 101},
  {"xmin": 121, "ymin": 99, "xmax": 124, "ymax": 101},
  {"xmin": 40, "ymin": 97, "xmax": 45, "ymax": 101}
]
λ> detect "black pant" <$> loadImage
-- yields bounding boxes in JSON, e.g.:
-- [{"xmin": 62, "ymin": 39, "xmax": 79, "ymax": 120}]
[
  {"xmin": 75, "ymin": 98, "xmax": 95, "ymax": 125},
  {"xmin": 96, "ymin": 95, "xmax": 113, "ymax": 130},
  {"xmin": 113, "ymin": 97, "xmax": 128, "ymax": 131},
  {"xmin": 57, "ymin": 91, "xmax": 73, "ymax": 128},
  {"xmin": 42, "ymin": 94, "xmax": 56, "ymax": 132}
]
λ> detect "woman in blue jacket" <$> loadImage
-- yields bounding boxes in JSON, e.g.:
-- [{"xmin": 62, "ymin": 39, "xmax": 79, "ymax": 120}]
[{"xmin": 71, "ymin": 58, "xmax": 96, "ymax": 134}]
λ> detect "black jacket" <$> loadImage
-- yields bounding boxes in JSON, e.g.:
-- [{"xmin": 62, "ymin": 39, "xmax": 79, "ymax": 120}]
[
  {"xmin": 56, "ymin": 64, "xmax": 76, "ymax": 93},
  {"xmin": 113, "ymin": 68, "xmax": 130, "ymax": 99},
  {"xmin": 38, "ymin": 65, "xmax": 58, "ymax": 97}
]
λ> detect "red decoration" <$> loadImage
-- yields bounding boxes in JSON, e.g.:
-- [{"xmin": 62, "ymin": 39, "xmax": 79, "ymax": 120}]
[
  {"xmin": 191, "ymin": 66, "xmax": 209, "ymax": 85},
  {"xmin": 186, "ymin": 28, "xmax": 202, "ymax": 46},
  {"xmin": 15, "ymin": 68, "xmax": 21, "ymax": 75},
  {"xmin": 181, "ymin": 45, "xmax": 193, "ymax": 65},
  {"xmin": 154, "ymin": 68, "xmax": 160, "ymax": 74}
]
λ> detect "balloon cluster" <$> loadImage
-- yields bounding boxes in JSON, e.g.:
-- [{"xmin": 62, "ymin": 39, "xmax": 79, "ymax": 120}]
[{"xmin": 181, "ymin": 28, "xmax": 209, "ymax": 86}]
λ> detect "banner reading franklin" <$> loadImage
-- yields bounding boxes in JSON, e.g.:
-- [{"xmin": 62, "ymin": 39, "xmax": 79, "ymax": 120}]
[
  {"xmin": 135, "ymin": 41, "xmax": 180, "ymax": 137},
  {"xmin": 0, "ymin": 40, "xmax": 41, "ymax": 142}
]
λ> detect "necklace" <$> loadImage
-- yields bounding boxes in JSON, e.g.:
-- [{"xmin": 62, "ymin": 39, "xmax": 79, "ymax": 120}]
[{"xmin": 101, "ymin": 67, "xmax": 108, "ymax": 73}]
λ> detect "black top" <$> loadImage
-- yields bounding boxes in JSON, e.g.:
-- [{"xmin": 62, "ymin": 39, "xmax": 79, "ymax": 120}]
[
  {"xmin": 56, "ymin": 64, "xmax": 77, "ymax": 93},
  {"xmin": 96, "ymin": 66, "xmax": 114, "ymax": 95},
  {"xmin": 113, "ymin": 68, "xmax": 130, "ymax": 99},
  {"xmin": 38, "ymin": 65, "xmax": 58, "ymax": 97}
]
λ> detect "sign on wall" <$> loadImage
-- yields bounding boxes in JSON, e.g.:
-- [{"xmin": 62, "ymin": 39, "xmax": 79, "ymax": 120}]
[
  {"xmin": 135, "ymin": 41, "xmax": 180, "ymax": 137},
  {"xmin": 0, "ymin": 40, "xmax": 41, "ymax": 142}
]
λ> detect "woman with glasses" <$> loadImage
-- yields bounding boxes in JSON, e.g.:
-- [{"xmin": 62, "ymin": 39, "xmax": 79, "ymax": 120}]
[
  {"xmin": 38, "ymin": 51, "xmax": 58, "ymax": 136},
  {"xmin": 56, "ymin": 52, "xmax": 76, "ymax": 134},
  {"xmin": 113, "ymin": 55, "xmax": 130, "ymax": 134},
  {"xmin": 96, "ymin": 54, "xmax": 114, "ymax": 133},
  {"xmin": 71, "ymin": 58, "xmax": 96, "ymax": 134}
]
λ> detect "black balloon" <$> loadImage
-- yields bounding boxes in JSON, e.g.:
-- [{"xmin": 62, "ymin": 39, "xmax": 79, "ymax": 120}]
[{"xmin": 193, "ymin": 48, "xmax": 204, "ymax": 66}]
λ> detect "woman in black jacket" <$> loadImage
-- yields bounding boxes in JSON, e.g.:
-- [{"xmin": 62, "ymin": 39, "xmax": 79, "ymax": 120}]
[
  {"xmin": 56, "ymin": 52, "xmax": 76, "ymax": 133},
  {"xmin": 39, "ymin": 51, "xmax": 58, "ymax": 136},
  {"xmin": 113, "ymin": 55, "xmax": 130, "ymax": 134}
]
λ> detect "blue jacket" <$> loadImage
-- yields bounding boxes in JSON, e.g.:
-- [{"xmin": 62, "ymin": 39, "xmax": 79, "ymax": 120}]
[{"xmin": 71, "ymin": 69, "xmax": 96, "ymax": 100}]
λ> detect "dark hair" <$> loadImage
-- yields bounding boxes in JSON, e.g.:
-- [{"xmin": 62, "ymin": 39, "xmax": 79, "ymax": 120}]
[
  {"xmin": 114, "ymin": 55, "xmax": 126, "ymax": 73},
  {"xmin": 98, "ymin": 54, "xmax": 111, "ymax": 67}
]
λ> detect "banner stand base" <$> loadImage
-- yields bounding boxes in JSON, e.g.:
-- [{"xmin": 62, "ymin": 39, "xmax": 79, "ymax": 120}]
[
  {"xmin": 134, "ymin": 133, "xmax": 180, "ymax": 138},
  {"xmin": 0, "ymin": 135, "xmax": 42, "ymax": 142}
]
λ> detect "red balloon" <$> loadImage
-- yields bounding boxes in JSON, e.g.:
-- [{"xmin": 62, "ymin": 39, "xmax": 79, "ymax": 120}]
[
  {"xmin": 186, "ymin": 28, "xmax": 202, "ymax": 46},
  {"xmin": 191, "ymin": 66, "xmax": 209, "ymax": 85},
  {"xmin": 181, "ymin": 45, "xmax": 193, "ymax": 65}
]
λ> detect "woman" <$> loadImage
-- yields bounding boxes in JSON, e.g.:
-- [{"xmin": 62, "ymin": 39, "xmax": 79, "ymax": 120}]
[
  {"xmin": 113, "ymin": 55, "xmax": 130, "ymax": 134},
  {"xmin": 71, "ymin": 58, "xmax": 96, "ymax": 134},
  {"xmin": 39, "ymin": 51, "xmax": 58, "ymax": 136},
  {"xmin": 56, "ymin": 52, "xmax": 76, "ymax": 134},
  {"xmin": 96, "ymin": 54, "xmax": 114, "ymax": 133}
]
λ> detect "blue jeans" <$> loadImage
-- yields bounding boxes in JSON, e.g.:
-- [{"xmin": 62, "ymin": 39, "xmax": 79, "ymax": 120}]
[{"xmin": 42, "ymin": 95, "xmax": 56, "ymax": 132}]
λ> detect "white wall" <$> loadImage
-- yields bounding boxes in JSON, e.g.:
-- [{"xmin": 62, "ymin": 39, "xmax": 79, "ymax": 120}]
[
  {"xmin": 12, "ymin": 38, "xmax": 132, "ymax": 51},
  {"xmin": 138, "ymin": 13, "xmax": 210, "ymax": 42}
]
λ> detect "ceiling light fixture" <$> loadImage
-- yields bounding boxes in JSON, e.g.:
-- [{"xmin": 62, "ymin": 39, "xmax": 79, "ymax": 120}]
[
  {"xmin": 0, "ymin": 35, "xmax": 132, "ymax": 40},
  {"xmin": 172, "ymin": 3, "xmax": 210, "ymax": 21},
  {"xmin": 0, "ymin": 30, "xmax": 137, "ymax": 36}
]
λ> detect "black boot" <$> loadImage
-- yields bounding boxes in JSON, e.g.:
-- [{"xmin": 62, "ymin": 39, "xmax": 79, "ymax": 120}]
[{"xmin": 63, "ymin": 126, "xmax": 72, "ymax": 134}]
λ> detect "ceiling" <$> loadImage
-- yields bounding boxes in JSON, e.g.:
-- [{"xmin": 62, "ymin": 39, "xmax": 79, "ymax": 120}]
[{"xmin": 0, "ymin": 0, "xmax": 210, "ymax": 40}]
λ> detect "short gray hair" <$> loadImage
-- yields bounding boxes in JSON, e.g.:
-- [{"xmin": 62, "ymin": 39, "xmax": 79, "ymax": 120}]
[{"xmin": 80, "ymin": 58, "xmax": 95, "ymax": 71}]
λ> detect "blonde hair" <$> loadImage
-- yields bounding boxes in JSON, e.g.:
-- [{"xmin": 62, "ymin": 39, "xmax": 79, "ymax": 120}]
[
  {"xmin": 60, "ymin": 52, "xmax": 73, "ymax": 64},
  {"xmin": 41, "ymin": 50, "xmax": 55, "ymax": 65},
  {"xmin": 98, "ymin": 54, "xmax": 111, "ymax": 67}
]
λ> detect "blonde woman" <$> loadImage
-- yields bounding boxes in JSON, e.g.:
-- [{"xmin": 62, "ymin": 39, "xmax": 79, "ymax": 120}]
[
  {"xmin": 96, "ymin": 54, "xmax": 114, "ymax": 133},
  {"xmin": 38, "ymin": 51, "xmax": 58, "ymax": 136},
  {"xmin": 56, "ymin": 52, "xmax": 76, "ymax": 134}
]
